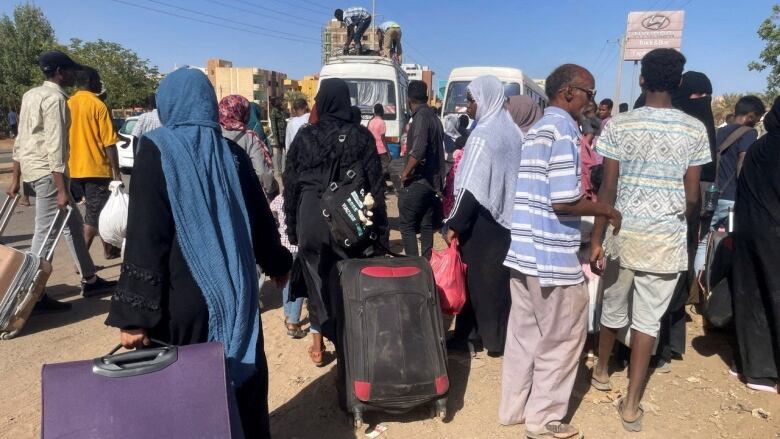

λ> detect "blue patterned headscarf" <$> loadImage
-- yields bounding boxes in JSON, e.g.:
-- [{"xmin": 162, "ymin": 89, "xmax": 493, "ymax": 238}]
[{"xmin": 145, "ymin": 68, "xmax": 259, "ymax": 386}]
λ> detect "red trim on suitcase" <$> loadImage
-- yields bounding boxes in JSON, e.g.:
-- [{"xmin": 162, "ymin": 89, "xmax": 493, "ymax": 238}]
[
  {"xmin": 354, "ymin": 381, "xmax": 371, "ymax": 401},
  {"xmin": 435, "ymin": 375, "xmax": 449, "ymax": 394},
  {"xmin": 360, "ymin": 266, "xmax": 421, "ymax": 278}
]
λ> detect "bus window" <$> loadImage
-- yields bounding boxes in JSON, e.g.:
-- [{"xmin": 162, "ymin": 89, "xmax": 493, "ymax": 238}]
[
  {"xmin": 344, "ymin": 79, "xmax": 397, "ymax": 120},
  {"xmin": 445, "ymin": 81, "xmax": 522, "ymax": 115},
  {"xmin": 503, "ymin": 82, "xmax": 522, "ymax": 98}
]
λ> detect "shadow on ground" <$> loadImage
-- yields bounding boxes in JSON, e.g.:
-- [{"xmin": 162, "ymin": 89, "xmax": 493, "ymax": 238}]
[
  {"xmin": 269, "ymin": 350, "xmax": 471, "ymax": 438},
  {"xmin": 691, "ymin": 327, "xmax": 735, "ymax": 371},
  {"xmin": 18, "ymin": 284, "xmax": 111, "ymax": 337}
]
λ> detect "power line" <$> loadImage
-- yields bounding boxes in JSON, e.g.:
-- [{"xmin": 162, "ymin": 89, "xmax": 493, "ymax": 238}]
[
  {"xmin": 145, "ymin": 0, "xmax": 320, "ymax": 42},
  {"xmin": 215, "ymin": 0, "xmax": 322, "ymax": 26},
  {"xmin": 110, "ymin": 0, "xmax": 318, "ymax": 45},
  {"xmin": 404, "ymin": 41, "xmax": 442, "ymax": 73},
  {"xmin": 591, "ymin": 40, "xmax": 610, "ymax": 72},
  {"xmin": 266, "ymin": 0, "xmax": 332, "ymax": 15},
  {"xmin": 294, "ymin": 0, "xmax": 335, "ymax": 12}
]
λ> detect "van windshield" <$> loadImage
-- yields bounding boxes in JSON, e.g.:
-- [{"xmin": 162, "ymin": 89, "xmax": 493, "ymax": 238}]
[
  {"xmin": 344, "ymin": 79, "xmax": 397, "ymax": 120},
  {"xmin": 443, "ymin": 81, "xmax": 522, "ymax": 115}
]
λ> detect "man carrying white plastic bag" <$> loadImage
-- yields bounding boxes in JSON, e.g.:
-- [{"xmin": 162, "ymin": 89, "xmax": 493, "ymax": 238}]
[{"xmin": 98, "ymin": 181, "xmax": 129, "ymax": 250}]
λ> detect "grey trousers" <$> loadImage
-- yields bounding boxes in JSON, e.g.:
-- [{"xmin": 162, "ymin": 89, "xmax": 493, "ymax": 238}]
[
  {"xmin": 29, "ymin": 175, "xmax": 95, "ymax": 279},
  {"xmin": 499, "ymin": 270, "xmax": 589, "ymax": 431}
]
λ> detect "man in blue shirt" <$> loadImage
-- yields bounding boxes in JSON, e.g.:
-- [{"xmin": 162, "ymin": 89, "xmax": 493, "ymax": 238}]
[
  {"xmin": 499, "ymin": 64, "xmax": 621, "ymax": 439},
  {"xmin": 334, "ymin": 7, "xmax": 372, "ymax": 55}
]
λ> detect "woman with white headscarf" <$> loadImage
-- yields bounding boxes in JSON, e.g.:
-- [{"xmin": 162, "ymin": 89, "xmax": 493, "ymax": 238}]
[{"xmin": 445, "ymin": 75, "xmax": 524, "ymax": 356}]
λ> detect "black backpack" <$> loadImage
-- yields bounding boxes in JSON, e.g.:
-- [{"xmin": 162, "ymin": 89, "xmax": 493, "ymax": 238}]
[{"xmin": 320, "ymin": 126, "xmax": 374, "ymax": 250}]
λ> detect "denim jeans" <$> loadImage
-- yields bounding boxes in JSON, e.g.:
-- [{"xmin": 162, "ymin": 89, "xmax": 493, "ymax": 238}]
[
  {"xmin": 352, "ymin": 17, "xmax": 372, "ymax": 51},
  {"xmin": 272, "ymin": 147, "xmax": 285, "ymax": 176},
  {"xmin": 399, "ymin": 180, "xmax": 437, "ymax": 259},
  {"xmin": 29, "ymin": 175, "xmax": 96, "ymax": 279},
  {"xmin": 693, "ymin": 198, "xmax": 735, "ymax": 273},
  {"xmin": 282, "ymin": 253, "xmax": 304, "ymax": 326}
]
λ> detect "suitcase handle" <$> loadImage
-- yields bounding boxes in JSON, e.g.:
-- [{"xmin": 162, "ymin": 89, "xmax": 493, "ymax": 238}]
[
  {"xmin": 0, "ymin": 194, "xmax": 19, "ymax": 238},
  {"xmin": 39, "ymin": 206, "xmax": 72, "ymax": 262},
  {"xmin": 92, "ymin": 340, "xmax": 178, "ymax": 378}
]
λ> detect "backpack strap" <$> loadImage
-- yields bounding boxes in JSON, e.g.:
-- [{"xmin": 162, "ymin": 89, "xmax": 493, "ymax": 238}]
[
  {"xmin": 319, "ymin": 125, "xmax": 351, "ymax": 193},
  {"xmin": 715, "ymin": 125, "xmax": 752, "ymax": 193}
]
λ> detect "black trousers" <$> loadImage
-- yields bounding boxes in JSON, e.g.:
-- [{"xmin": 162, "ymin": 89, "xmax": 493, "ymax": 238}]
[{"xmin": 399, "ymin": 180, "xmax": 437, "ymax": 259}]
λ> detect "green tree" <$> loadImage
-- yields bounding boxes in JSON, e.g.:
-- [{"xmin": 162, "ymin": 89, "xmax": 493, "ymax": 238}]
[
  {"xmin": 283, "ymin": 89, "xmax": 308, "ymax": 112},
  {"xmin": 712, "ymin": 93, "xmax": 742, "ymax": 125},
  {"xmin": 0, "ymin": 3, "xmax": 58, "ymax": 111},
  {"xmin": 749, "ymin": 4, "xmax": 780, "ymax": 95},
  {"xmin": 67, "ymin": 38, "xmax": 160, "ymax": 111}
]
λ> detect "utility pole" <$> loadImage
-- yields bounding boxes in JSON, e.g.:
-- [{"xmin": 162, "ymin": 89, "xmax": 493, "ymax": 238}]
[
  {"xmin": 613, "ymin": 35, "xmax": 625, "ymax": 116},
  {"xmin": 372, "ymin": 0, "xmax": 376, "ymax": 51}
]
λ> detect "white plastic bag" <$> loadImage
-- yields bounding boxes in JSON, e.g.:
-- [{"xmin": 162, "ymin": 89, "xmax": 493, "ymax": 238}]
[{"xmin": 99, "ymin": 181, "xmax": 129, "ymax": 248}]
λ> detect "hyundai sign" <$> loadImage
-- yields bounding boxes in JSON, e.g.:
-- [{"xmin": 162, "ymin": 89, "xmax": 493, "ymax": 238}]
[{"xmin": 624, "ymin": 11, "xmax": 685, "ymax": 61}]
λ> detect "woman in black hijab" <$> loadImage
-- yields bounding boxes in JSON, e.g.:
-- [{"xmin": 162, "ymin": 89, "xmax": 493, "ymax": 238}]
[
  {"xmin": 282, "ymin": 78, "xmax": 387, "ymax": 368},
  {"xmin": 730, "ymin": 97, "xmax": 780, "ymax": 392}
]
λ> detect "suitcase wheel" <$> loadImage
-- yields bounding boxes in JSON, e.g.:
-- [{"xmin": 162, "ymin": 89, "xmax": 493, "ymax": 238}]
[
  {"xmin": 352, "ymin": 409, "xmax": 363, "ymax": 429},
  {"xmin": 435, "ymin": 398, "xmax": 447, "ymax": 422},
  {"xmin": 0, "ymin": 330, "xmax": 19, "ymax": 340}
]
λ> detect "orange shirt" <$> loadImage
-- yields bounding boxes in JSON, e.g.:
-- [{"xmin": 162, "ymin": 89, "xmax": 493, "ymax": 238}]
[{"xmin": 67, "ymin": 90, "xmax": 117, "ymax": 178}]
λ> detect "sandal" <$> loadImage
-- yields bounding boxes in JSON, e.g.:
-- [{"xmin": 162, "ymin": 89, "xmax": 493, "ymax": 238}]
[
  {"xmin": 590, "ymin": 375, "xmax": 612, "ymax": 391},
  {"xmin": 285, "ymin": 322, "xmax": 306, "ymax": 339},
  {"xmin": 526, "ymin": 421, "xmax": 583, "ymax": 439},
  {"xmin": 617, "ymin": 397, "xmax": 644, "ymax": 432},
  {"xmin": 308, "ymin": 344, "xmax": 325, "ymax": 367}
]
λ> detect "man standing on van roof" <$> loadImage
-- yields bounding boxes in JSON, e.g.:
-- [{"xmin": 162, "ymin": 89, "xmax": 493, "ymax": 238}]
[
  {"xmin": 377, "ymin": 21, "xmax": 402, "ymax": 62},
  {"xmin": 335, "ymin": 7, "xmax": 372, "ymax": 55}
]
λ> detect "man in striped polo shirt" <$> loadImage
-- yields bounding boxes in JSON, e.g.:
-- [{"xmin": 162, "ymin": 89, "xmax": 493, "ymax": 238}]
[{"xmin": 499, "ymin": 64, "xmax": 621, "ymax": 439}]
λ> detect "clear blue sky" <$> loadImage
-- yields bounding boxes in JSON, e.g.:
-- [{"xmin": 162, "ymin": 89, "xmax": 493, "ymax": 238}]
[{"xmin": 3, "ymin": 0, "xmax": 774, "ymax": 103}]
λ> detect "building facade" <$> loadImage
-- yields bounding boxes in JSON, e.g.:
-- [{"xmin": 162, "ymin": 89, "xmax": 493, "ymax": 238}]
[
  {"xmin": 322, "ymin": 19, "xmax": 380, "ymax": 64},
  {"xmin": 206, "ymin": 58, "xmax": 287, "ymax": 118},
  {"xmin": 401, "ymin": 64, "xmax": 435, "ymax": 105},
  {"xmin": 300, "ymin": 75, "xmax": 319, "ymax": 107}
]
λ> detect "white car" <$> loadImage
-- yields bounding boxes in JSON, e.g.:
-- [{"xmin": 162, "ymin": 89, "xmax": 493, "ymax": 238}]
[{"xmin": 116, "ymin": 116, "xmax": 139, "ymax": 173}]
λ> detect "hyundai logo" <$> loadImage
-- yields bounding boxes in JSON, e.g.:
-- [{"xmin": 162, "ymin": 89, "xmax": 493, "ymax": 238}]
[{"xmin": 642, "ymin": 14, "xmax": 671, "ymax": 30}]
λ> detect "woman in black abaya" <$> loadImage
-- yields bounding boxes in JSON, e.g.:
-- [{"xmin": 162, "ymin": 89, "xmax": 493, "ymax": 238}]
[
  {"xmin": 282, "ymin": 78, "xmax": 387, "ymax": 360},
  {"xmin": 731, "ymin": 97, "xmax": 780, "ymax": 393}
]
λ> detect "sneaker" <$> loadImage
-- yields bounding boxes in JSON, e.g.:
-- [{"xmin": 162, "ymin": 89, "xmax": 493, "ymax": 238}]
[
  {"xmin": 81, "ymin": 276, "xmax": 117, "ymax": 298},
  {"xmin": 654, "ymin": 358, "xmax": 672, "ymax": 374},
  {"xmin": 31, "ymin": 295, "xmax": 72, "ymax": 315},
  {"xmin": 526, "ymin": 421, "xmax": 583, "ymax": 439},
  {"xmin": 746, "ymin": 377, "xmax": 778, "ymax": 393}
]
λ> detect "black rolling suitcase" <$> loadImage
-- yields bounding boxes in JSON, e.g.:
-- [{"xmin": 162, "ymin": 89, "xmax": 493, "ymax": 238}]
[{"xmin": 337, "ymin": 256, "xmax": 449, "ymax": 428}]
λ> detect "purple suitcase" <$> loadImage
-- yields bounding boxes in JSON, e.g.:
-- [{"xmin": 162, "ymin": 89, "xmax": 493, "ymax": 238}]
[{"xmin": 41, "ymin": 341, "xmax": 243, "ymax": 438}]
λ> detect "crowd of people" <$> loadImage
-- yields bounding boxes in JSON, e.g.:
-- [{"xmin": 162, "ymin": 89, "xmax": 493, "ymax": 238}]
[{"xmin": 5, "ymin": 43, "xmax": 780, "ymax": 439}]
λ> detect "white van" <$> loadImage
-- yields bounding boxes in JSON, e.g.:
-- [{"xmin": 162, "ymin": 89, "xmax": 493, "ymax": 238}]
[
  {"xmin": 319, "ymin": 56, "xmax": 409, "ymax": 144},
  {"xmin": 442, "ymin": 66, "xmax": 547, "ymax": 118}
]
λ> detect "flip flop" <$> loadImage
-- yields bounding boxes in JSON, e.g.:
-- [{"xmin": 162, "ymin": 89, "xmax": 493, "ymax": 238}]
[
  {"xmin": 590, "ymin": 376, "xmax": 612, "ymax": 391},
  {"xmin": 617, "ymin": 397, "xmax": 644, "ymax": 432}
]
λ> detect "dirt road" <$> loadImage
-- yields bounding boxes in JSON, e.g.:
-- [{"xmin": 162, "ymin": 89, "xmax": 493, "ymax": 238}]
[{"xmin": 0, "ymin": 188, "xmax": 778, "ymax": 438}]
